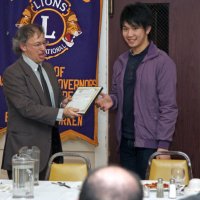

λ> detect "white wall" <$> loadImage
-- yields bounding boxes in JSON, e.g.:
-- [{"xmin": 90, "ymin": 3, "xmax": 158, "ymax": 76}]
[
  {"xmin": 0, "ymin": 135, "xmax": 6, "ymax": 178},
  {"xmin": 0, "ymin": 0, "xmax": 108, "ymax": 178},
  {"xmin": 94, "ymin": 0, "xmax": 109, "ymax": 167}
]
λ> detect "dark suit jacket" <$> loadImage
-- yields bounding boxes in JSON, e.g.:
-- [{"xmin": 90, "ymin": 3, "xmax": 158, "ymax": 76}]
[{"xmin": 2, "ymin": 57, "xmax": 64, "ymax": 171}]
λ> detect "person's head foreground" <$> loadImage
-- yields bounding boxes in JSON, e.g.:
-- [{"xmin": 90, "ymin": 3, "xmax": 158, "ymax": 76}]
[{"xmin": 79, "ymin": 165, "xmax": 143, "ymax": 200}]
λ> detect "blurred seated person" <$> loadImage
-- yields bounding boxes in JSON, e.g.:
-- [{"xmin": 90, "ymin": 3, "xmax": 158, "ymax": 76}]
[
  {"xmin": 182, "ymin": 193, "xmax": 200, "ymax": 200},
  {"xmin": 79, "ymin": 165, "xmax": 143, "ymax": 200}
]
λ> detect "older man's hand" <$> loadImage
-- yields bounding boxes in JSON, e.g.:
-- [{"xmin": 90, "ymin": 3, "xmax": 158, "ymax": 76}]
[{"xmin": 63, "ymin": 107, "xmax": 80, "ymax": 118}]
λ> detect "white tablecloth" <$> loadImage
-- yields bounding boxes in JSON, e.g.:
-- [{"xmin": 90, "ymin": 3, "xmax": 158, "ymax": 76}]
[
  {"xmin": 0, "ymin": 180, "xmax": 81, "ymax": 200},
  {"xmin": 143, "ymin": 190, "xmax": 197, "ymax": 200},
  {"xmin": 142, "ymin": 180, "xmax": 199, "ymax": 200},
  {"xmin": 0, "ymin": 179, "xmax": 198, "ymax": 200}
]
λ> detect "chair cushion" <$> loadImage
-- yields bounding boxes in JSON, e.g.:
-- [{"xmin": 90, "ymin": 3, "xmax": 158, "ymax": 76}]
[
  {"xmin": 49, "ymin": 162, "xmax": 88, "ymax": 181},
  {"xmin": 149, "ymin": 159, "xmax": 189, "ymax": 185}
]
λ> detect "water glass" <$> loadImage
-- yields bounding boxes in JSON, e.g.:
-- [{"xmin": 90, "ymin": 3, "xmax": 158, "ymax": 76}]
[
  {"xmin": 171, "ymin": 167, "xmax": 185, "ymax": 195},
  {"xmin": 143, "ymin": 185, "xmax": 150, "ymax": 198}
]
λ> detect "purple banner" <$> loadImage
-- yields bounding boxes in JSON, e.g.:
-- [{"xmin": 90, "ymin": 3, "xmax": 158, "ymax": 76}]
[{"xmin": 0, "ymin": 0, "xmax": 102, "ymax": 145}]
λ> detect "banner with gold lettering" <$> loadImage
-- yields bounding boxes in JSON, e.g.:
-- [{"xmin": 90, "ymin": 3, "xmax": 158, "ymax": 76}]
[{"xmin": 0, "ymin": 0, "xmax": 102, "ymax": 145}]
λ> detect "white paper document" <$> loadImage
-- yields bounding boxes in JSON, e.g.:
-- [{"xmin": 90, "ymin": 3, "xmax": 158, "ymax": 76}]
[{"xmin": 66, "ymin": 86, "xmax": 103, "ymax": 114}]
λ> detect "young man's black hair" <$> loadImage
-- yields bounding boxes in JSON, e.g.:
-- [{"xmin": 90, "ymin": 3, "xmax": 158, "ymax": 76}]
[{"xmin": 120, "ymin": 2, "xmax": 153, "ymax": 30}]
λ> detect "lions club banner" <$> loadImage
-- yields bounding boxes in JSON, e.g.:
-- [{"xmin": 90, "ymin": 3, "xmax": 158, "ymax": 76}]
[{"xmin": 0, "ymin": 0, "xmax": 102, "ymax": 145}]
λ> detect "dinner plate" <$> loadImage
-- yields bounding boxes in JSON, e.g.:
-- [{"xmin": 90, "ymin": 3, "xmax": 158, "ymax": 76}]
[
  {"xmin": 142, "ymin": 180, "xmax": 169, "ymax": 191},
  {"xmin": 0, "ymin": 184, "xmax": 11, "ymax": 192}
]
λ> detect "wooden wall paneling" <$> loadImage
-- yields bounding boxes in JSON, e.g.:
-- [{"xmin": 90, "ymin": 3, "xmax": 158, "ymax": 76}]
[{"xmin": 169, "ymin": 0, "xmax": 200, "ymax": 178}]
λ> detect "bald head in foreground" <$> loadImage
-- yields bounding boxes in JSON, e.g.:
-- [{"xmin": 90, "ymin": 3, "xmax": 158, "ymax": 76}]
[{"xmin": 79, "ymin": 165, "xmax": 143, "ymax": 200}]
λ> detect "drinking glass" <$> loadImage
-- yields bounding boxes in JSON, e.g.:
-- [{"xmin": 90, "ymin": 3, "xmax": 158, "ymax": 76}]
[{"xmin": 171, "ymin": 167, "xmax": 185, "ymax": 195}]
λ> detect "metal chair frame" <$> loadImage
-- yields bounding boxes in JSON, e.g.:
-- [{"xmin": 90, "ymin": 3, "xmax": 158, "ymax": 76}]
[
  {"xmin": 45, "ymin": 152, "xmax": 91, "ymax": 180},
  {"xmin": 145, "ymin": 151, "xmax": 193, "ymax": 181}
]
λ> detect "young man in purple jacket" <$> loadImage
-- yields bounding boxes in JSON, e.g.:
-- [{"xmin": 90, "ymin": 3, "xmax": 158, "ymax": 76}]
[{"xmin": 96, "ymin": 2, "xmax": 178, "ymax": 179}]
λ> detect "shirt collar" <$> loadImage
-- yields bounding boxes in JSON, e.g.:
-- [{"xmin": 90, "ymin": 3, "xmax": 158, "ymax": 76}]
[
  {"xmin": 129, "ymin": 43, "xmax": 150, "ymax": 57},
  {"xmin": 22, "ymin": 54, "xmax": 42, "ymax": 72}
]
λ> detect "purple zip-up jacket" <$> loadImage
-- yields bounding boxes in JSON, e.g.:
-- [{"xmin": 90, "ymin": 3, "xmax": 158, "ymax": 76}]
[{"xmin": 110, "ymin": 42, "xmax": 178, "ymax": 150}]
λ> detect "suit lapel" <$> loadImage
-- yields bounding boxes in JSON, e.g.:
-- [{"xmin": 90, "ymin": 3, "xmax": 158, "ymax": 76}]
[{"xmin": 18, "ymin": 58, "xmax": 48, "ymax": 105}]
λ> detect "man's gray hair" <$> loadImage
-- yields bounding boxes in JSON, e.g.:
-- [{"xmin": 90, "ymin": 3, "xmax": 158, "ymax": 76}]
[{"xmin": 12, "ymin": 24, "xmax": 44, "ymax": 55}]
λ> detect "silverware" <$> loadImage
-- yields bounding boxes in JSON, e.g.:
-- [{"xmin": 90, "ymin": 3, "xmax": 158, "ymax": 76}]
[
  {"xmin": 51, "ymin": 182, "xmax": 71, "ymax": 188},
  {"xmin": 58, "ymin": 182, "xmax": 71, "ymax": 188},
  {"xmin": 178, "ymin": 184, "xmax": 186, "ymax": 191}
]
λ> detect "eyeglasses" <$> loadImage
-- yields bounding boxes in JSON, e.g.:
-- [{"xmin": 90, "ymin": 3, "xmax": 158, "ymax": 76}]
[{"xmin": 27, "ymin": 40, "xmax": 49, "ymax": 48}]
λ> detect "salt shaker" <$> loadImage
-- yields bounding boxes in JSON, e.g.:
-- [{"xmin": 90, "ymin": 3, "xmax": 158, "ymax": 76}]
[
  {"xmin": 156, "ymin": 178, "xmax": 164, "ymax": 198},
  {"xmin": 169, "ymin": 178, "xmax": 176, "ymax": 199}
]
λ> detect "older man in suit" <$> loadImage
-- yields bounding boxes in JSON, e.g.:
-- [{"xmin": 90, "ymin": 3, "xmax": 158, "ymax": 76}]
[{"xmin": 2, "ymin": 24, "xmax": 80, "ymax": 179}]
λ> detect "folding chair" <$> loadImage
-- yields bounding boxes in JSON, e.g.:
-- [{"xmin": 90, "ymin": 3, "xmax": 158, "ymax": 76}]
[
  {"xmin": 145, "ymin": 151, "xmax": 193, "ymax": 185},
  {"xmin": 45, "ymin": 152, "xmax": 91, "ymax": 181}
]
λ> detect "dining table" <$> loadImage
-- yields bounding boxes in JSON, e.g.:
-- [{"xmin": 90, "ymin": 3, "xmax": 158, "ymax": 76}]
[
  {"xmin": 0, "ymin": 179, "xmax": 82, "ymax": 200},
  {"xmin": 0, "ymin": 179, "xmax": 199, "ymax": 200}
]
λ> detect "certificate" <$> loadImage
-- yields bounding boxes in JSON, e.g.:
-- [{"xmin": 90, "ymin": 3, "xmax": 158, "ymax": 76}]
[{"xmin": 66, "ymin": 86, "xmax": 103, "ymax": 114}]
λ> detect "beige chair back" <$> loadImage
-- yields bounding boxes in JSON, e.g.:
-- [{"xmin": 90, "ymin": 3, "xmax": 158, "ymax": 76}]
[
  {"xmin": 146, "ymin": 151, "xmax": 193, "ymax": 185},
  {"xmin": 45, "ymin": 152, "xmax": 91, "ymax": 181}
]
